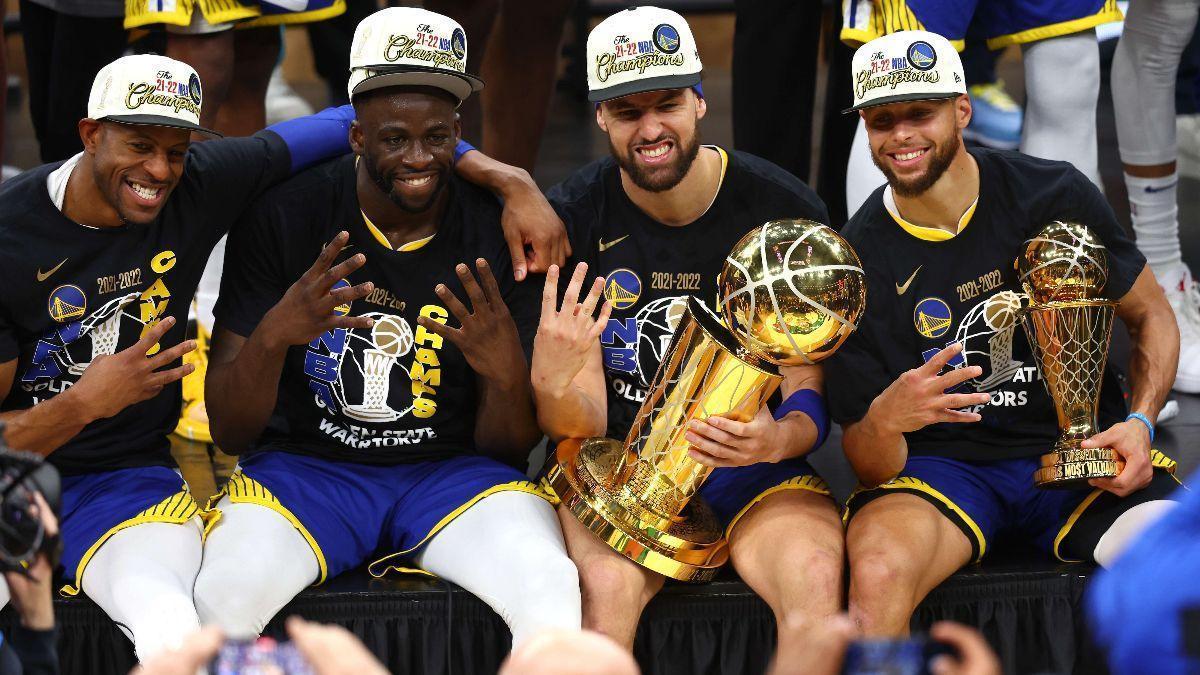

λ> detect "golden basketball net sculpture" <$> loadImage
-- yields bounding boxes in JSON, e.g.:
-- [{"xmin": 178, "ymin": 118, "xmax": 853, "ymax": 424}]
[
  {"xmin": 546, "ymin": 220, "xmax": 866, "ymax": 581},
  {"xmin": 1017, "ymin": 221, "xmax": 1124, "ymax": 488}
]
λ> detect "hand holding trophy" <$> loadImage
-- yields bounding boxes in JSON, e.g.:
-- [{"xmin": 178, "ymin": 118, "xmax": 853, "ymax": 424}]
[
  {"xmin": 545, "ymin": 220, "xmax": 866, "ymax": 581},
  {"xmin": 1017, "ymin": 221, "xmax": 1123, "ymax": 488}
]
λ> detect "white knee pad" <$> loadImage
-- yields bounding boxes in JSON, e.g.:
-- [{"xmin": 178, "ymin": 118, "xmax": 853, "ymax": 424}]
[
  {"xmin": 1021, "ymin": 30, "xmax": 1102, "ymax": 185},
  {"xmin": 81, "ymin": 519, "xmax": 204, "ymax": 662},
  {"xmin": 416, "ymin": 491, "xmax": 582, "ymax": 646},
  {"xmin": 1113, "ymin": 0, "xmax": 1200, "ymax": 166},
  {"xmin": 1094, "ymin": 499, "xmax": 1178, "ymax": 568},
  {"xmin": 194, "ymin": 497, "xmax": 319, "ymax": 639}
]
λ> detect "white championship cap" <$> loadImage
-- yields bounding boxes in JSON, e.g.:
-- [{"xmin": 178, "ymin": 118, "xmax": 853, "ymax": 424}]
[
  {"xmin": 845, "ymin": 30, "xmax": 966, "ymax": 113},
  {"xmin": 586, "ymin": 6, "xmax": 702, "ymax": 103},
  {"xmin": 88, "ymin": 54, "xmax": 220, "ymax": 137},
  {"xmin": 347, "ymin": 7, "xmax": 484, "ymax": 104}
]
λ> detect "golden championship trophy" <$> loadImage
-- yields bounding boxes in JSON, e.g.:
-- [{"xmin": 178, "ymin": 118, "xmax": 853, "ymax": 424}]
[
  {"xmin": 545, "ymin": 220, "xmax": 866, "ymax": 581},
  {"xmin": 1017, "ymin": 221, "xmax": 1123, "ymax": 488}
]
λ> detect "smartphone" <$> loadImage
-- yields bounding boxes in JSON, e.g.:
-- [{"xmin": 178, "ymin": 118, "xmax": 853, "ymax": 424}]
[
  {"xmin": 210, "ymin": 637, "xmax": 314, "ymax": 675},
  {"xmin": 840, "ymin": 636, "xmax": 955, "ymax": 675}
]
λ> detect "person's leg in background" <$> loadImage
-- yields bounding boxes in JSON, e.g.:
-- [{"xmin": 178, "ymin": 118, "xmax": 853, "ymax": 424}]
[
  {"xmin": 1111, "ymin": 0, "xmax": 1200, "ymax": 393},
  {"xmin": 1020, "ymin": 29, "xmax": 1103, "ymax": 186},
  {"xmin": 213, "ymin": 27, "xmax": 280, "ymax": 137},
  {"xmin": 19, "ymin": 0, "xmax": 127, "ymax": 163},
  {"xmin": 306, "ymin": 0, "xmax": 377, "ymax": 106},
  {"xmin": 1173, "ymin": 26, "xmax": 1200, "ymax": 180},
  {"xmin": 732, "ymin": 0, "xmax": 822, "ymax": 183},
  {"xmin": 476, "ymin": 0, "xmax": 572, "ymax": 171},
  {"xmin": 960, "ymin": 32, "xmax": 1022, "ymax": 151},
  {"xmin": 424, "ymin": 0, "xmax": 498, "ymax": 148},
  {"xmin": 165, "ymin": 23, "xmax": 235, "ymax": 133}
]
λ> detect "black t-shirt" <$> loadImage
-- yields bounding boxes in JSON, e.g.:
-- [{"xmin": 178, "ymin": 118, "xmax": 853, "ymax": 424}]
[
  {"xmin": 548, "ymin": 147, "xmax": 830, "ymax": 440},
  {"xmin": 0, "ymin": 133, "xmax": 291, "ymax": 476},
  {"xmin": 825, "ymin": 147, "xmax": 1145, "ymax": 461},
  {"xmin": 216, "ymin": 154, "xmax": 539, "ymax": 466}
]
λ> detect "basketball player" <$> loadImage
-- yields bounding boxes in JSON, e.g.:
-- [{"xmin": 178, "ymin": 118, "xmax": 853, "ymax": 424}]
[
  {"xmin": 1110, "ymin": 0, "xmax": 1200, "ymax": 394},
  {"xmin": 193, "ymin": 7, "xmax": 581, "ymax": 643},
  {"xmin": 0, "ymin": 52, "xmax": 566, "ymax": 660},
  {"xmin": 531, "ymin": 7, "xmax": 842, "ymax": 648},
  {"xmin": 842, "ymin": 0, "xmax": 1121, "ymax": 214},
  {"xmin": 826, "ymin": 31, "xmax": 1182, "ymax": 636}
]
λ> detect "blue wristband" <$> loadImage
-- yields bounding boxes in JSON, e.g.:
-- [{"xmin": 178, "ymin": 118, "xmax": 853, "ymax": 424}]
[
  {"xmin": 771, "ymin": 389, "xmax": 829, "ymax": 452},
  {"xmin": 454, "ymin": 139, "xmax": 476, "ymax": 163},
  {"xmin": 1125, "ymin": 412, "xmax": 1155, "ymax": 443}
]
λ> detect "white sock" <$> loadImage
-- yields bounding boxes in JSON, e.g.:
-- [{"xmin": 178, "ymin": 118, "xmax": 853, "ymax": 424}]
[
  {"xmin": 1126, "ymin": 173, "xmax": 1184, "ymax": 283},
  {"xmin": 1094, "ymin": 499, "xmax": 1177, "ymax": 568}
]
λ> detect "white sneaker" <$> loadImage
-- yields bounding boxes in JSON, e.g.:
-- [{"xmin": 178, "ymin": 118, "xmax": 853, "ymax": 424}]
[
  {"xmin": 265, "ymin": 67, "xmax": 314, "ymax": 126},
  {"xmin": 1161, "ymin": 264, "xmax": 1200, "ymax": 393}
]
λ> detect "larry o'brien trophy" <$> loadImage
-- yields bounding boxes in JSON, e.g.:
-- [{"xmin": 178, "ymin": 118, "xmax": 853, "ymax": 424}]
[
  {"xmin": 545, "ymin": 220, "xmax": 866, "ymax": 581},
  {"xmin": 1018, "ymin": 221, "xmax": 1122, "ymax": 488}
]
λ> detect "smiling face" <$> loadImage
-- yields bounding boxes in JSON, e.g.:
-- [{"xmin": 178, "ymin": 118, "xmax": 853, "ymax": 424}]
[
  {"xmin": 861, "ymin": 96, "xmax": 971, "ymax": 198},
  {"xmin": 597, "ymin": 88, "xmax": 704, "ymax": 193},
  {"xmin": 351, "ymin": 86, "xmax": 459, "ymax": 214},
  {"xmin": 82, "ymin": 120, "xmax": 190, "ymax": 226}
]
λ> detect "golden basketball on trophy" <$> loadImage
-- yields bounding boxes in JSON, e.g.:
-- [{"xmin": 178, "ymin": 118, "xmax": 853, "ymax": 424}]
[
  {"xmin": 545, "ymin": 220, "xmax": 866, "ymax": 581},
  {"xmin": 1017, "ymin": 221, "xmax": 1122, "ymax": 488}
]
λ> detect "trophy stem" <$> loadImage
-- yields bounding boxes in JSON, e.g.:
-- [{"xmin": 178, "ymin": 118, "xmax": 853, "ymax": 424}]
[{"xmin": 548, "ymin": 298, "xmax": 781, "ymax": 582}]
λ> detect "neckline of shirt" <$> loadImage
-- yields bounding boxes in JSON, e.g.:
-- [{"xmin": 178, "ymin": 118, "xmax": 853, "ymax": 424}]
[
  {"xmin": 883, "ymin": 184, "xmax": 979, "ymax": 242},
  {"xmin": 352, "ymin": 156, "xmax": 440, "ymax": 253},
  {"xmin": 614, "ymin": 144, "xmax": 729, "ymax": 231},
  {"xmin": 46, "ymin": 153, "xmax": 105, "ymax": 231}
]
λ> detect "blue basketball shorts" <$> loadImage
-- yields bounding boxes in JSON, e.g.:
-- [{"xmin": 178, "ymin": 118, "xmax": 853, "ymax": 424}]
[
  {"xmin": 842, "ymin": 0, "xmax": 1122, "ymax": 50},
  {"xmin": 224, "ymin": 452, "xmax": 551, "ymax": 584},
  {"xmin": 59, "ymin": 466, "xmax": 203, "ymax": 593},
  {"xmin": 845, "ymin": 452, "xmax": 1181, "ymax": 563},
  {"xmin": 675, "ymin": 456, "xmax": 832, "ymax": 537}
]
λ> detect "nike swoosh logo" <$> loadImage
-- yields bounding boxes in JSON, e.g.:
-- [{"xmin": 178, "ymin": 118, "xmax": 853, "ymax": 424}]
[
  {"xmin": 896, "ymin": 265, "xmax": 922, "ymax": 295},
  {"xmin": 1145, "ymin": 182, "xmax": 1178, "ymax": 193},
  {"xmin": 598, "ymin": 235, "xmax": 630, "ymax": 252},
  {"xmin": 36, "ymin": 258, "xmax": 68, "ymax": 282}
]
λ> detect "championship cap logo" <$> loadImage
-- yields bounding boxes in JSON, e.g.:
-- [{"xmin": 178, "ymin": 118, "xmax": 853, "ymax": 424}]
[
  {"xmin": 845, "ymin": 30, "xmax": 965, "ymax": 112},
  {"xmin": 587, "ymin": 6, "xmax": 702, "ymax": 103},
  {"xmin": 88, "ymin": 54, "xmax": 221, "ymax": 137},
  {"xmin": 347, "ymin": 7, "xmax": 484, "ymax": 105}
]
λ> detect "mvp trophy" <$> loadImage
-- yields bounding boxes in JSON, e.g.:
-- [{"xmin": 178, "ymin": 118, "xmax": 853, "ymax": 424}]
[
  {"xmin": 545, "ymin": 220, "xmax": 866, "ymax": 581},
  {"xmin": 1018, "ymin": 221, "xmax": 1122, "ymax": 488}
]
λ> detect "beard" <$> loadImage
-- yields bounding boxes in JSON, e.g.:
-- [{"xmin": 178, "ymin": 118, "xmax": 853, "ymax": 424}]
[
  {"xmin": 99, "ymin": 166, "xmax": 167, "ymax": 226},
  {"xmin": 365, "ymin": 149, "xmax": 448, "ymax": 214},
  {"xmin": 872, "ymin": 133, "xmax": 959, "ymax": 198},
  {"xmin": 611, "ymin": 131, "xmax": 701, "ymax": 193}
]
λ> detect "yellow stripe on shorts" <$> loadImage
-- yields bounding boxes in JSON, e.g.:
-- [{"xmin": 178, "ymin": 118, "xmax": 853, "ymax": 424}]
[{"xmin": 124, "ymin": 0, "xmax": 259, "ymax": 30}]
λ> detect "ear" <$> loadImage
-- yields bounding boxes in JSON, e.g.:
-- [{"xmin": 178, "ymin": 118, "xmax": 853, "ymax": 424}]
[
  {"xmin": 453, "ymin": 117, "xmax": 462, "ymax": 145},
  {"xmin": 78, "ymin": 119, "xmax": 102, "ymax": 155},
  {"xmin": 955, "ymin": 94, "xmax": 972, "ymax": 130},
  {"xmin": 595, "ymin": 105, "xmax": 608, "ymax": 133},
  {"xmin": 349, "ymin": 119, "xmax": 364, "ymax": 155},
  {"xmin": 695, "ymin": 92, "xmax": 707, "ymax": 121}
]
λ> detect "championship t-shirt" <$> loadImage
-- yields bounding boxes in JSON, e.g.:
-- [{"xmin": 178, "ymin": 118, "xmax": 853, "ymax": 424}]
[
  {"xmin": 216, "ymin": 154, "xmax": 539, "ymax": 466},
  {"xmin": 825, "ymin": 147, "xmax": 1145, "ymax": 461},
  {"xmin": 0, "ymin": 132, "xmax": 291, "ymax": 476},
  {"xmin": 548, "ymin": 147, "xmax": 830, "ymax": 440}
]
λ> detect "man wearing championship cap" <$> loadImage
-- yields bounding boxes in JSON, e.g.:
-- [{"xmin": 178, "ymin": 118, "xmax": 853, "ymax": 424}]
[
  {"xmin": 532, "ymin": 6, "xmax": 842, "ymax": 649},
  {"xmin": 825, "ymin": 30, "xmax": 1182, "ymax": 635},
  {"xmin": 0, "ymin": 50, "xmax": 565, "ymax": 660},
  {"xmin": 842, "ymin": 0, "xmax": 1118, "ymax": 215},
  {"xmin": 193, "ymin": 7, "xmax": 582, "ymax": 643}
]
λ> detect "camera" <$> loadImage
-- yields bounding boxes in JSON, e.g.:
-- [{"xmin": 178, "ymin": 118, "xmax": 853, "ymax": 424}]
[{"xmin": 0, "ymin": 423, "xmax": 61, "ymax": 574}]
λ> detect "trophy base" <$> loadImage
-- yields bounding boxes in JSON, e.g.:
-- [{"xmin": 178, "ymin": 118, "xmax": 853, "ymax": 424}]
[
  {"xmin": 1033, "ymin": 447, "xmax": 1122, "ymax": 489},
  {"xmin": 545, "ymin": 437, "xmax": 729, "ymax": 583}
]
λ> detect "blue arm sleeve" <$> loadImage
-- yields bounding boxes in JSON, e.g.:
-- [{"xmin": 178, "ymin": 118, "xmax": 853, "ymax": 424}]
[
  {"xmin": 771, "ymin": 388, "xmax": 830, "ymax": 452},
  {"xmin": 454, "ymin": 139, "xmax": 476, "ymax": 163},
  {"xmin": 266, "ymin": 104, "xmax": 355, "ymax": 174}
]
